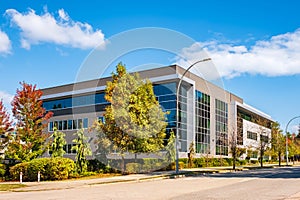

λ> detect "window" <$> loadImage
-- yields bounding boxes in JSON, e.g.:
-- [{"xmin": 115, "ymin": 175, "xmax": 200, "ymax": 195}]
[
  {"xmin": 49, "ymin": 117, "xmax": 90, "ymax": 132},
  {"xmin": 49, "ymin": 121, "xmax": 54, "ymax": 132},
  {"xmin": 98, "ymin": 116, "xmax": 105, "ymax": 123},
  {"xmin": 261, "ymin": 135, "xmax": 269, "ymax": 143},
  {"xmin": 83, "ymin": 118, "xmax": 88, "ymax": 128},
  {"xmin": 247, "ymin": 131, "xmax": 257, "ymax": 140},
  {"xmin": 54, "ymin": 121, "xmax": 58, "ymax": 129},
  {"xmin": 63, "ymin": 120, "xmax": 67, "ymax": 130},
  {"xmin": 43, "ymin": 93, "xmax": 108, "ymax": 111},
  {"xmin": 78, "ymin": 119, "xmax": 83, "ymax": 129},
  {"xmin": 215, "ymin": 99, "xmax": 228, "ymax": 156},
  {"xmin": 63, "ymin": 144, "xmax": 77, "ymax": 154},
  {"xmin": 72, "ymin": 120, "xmax": 77, "ymax": 130},
  {"xmin": 195, "ymin": 90, "xmax": 211, "ymax": 154},
  {"xmin": 153, "ymin": 82, "xmax": 177, "ymax": 147},
  {"xmin": 68, "ymin": 120, "xmax": 72, "ymax": 130},
  {"xmin": 58, "ymin": 121, "xmax": 63, "ymax": 130}
]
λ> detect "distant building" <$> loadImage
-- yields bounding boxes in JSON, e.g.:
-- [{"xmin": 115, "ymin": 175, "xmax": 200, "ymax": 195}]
[{"xmin": 41, "ymin": 65, "xmax": 273, "ymax": 160}]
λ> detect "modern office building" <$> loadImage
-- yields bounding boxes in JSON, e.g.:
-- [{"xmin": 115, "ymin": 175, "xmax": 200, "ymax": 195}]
[{"xmin": 42, "ymin": 65, "xmax": 273, "ymax": 160}]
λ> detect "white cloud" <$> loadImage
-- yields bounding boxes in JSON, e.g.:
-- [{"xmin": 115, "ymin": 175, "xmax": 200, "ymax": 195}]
[
  {"xmin": 177, "ymin": 29, "xmax": 300, "ymax": 78},
  {"xmin": 0, "ymin": 30, "xmax": 11, "ymax": 54},
  {"xmin": 5, "ymin": 8, "xmax": 105, "ymax": 50}
]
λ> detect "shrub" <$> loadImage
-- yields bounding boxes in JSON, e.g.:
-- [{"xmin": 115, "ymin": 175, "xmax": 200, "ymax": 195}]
[
  {"xmin": 250, "ymin": 160, "xmax": 259, "ymax": 165},
  {"xmin": 80, "ymin": 171, "xmax": 97, "ymax": 177},
  {"xmin": 193, "ymin": 158, "xmax": 205, "ymax": 168},
  {"xmin": 9, "ymin": 162, "xmax": 29, "ymax": 181},
  {"xmin": 0, "ymin": 164, "xmax": 6, "ymax": 179},
  {"xmin": 9, "ymin": 157, "xmax": 75, "ymax": 181},
  {"xmin": 167, "ymin": 161, "xmax": 185, "ymax": 170},
  {"xmin": 45, "ymin": 158, "xmax": 75, "ymax": 180},
  {"xmin": 126, "ymin": 163, "xmax": 142, "ymax": 174},
  {"xmin": 142, "ymin": 158, "xmax": 163, "ymax": 172},
  {"xmin": 238, "ymin": 159, "xmax": 247, "ymax": 166},
  {"xmin": 27, "ymin": 158, "xmax": 49, "ymax": 181},
  {"xmin": 224, "ymin": 158, "xmax": 233, "ymax": 166},
  {"xmin": 178, "ymin": 158, "xmax": 188, "ymax": 167},
  {"xmin": 87, "ymin": 159, "xmax": 106, "ymax": 172}
]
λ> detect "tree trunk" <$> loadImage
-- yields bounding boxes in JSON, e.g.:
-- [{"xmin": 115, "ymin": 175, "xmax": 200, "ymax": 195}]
[
  {"xmin": 278, "ymin": 151, "xmax": 281, "ymax": 166},
  {"xmin": 233, "ymin": 158, "xmax": 236, "ymax": 170},
  {"xmin": 260, "ymin": 151, "xmax": 263, "ymax": 168},
  {"xmin": 232, "ymin": 151, "xmax": 236, "ymax": 170},
  {"xmin": 121, "ymin": 155, "xmax": 126, "ymax": 174}
]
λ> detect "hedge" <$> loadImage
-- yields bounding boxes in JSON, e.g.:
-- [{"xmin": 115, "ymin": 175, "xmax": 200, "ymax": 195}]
[
  {"xmin": 0, "ymin": 163, "xmax": 6, "ymax": 180},
  {"xmin": 10, "ymin": 157, "xmax": 75, "ymax": 181}
]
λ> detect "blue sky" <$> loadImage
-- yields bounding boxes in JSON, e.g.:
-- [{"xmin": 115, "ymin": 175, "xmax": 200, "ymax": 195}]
[{"xmin": 1, "ymin": 0, "xmax": 300, "ymax": 132}]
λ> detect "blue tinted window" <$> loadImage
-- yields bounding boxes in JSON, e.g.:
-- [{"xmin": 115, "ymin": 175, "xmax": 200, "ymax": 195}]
[
  {"xmin": 153, "ymin": 82, "xmax": 176, "ymax": 96},
  {"xmin": 43, "ymin": 92, "xmax": 107, "ymax": 110},
  {"xmin": 68, "ymin": 120, "xmax": 72, "ymax": 130},
  {"xmin": 166, "ymin": 110, "xmax": 176, "ymax": 123},
  {"xmin": 98, "ymin": 116, "xmax": 105, "ymax": 123},
  {"xmin": 49, "ymin": 121, "xmax": 53, "ymax": 132},
  {"xmin": 160, "ymin": 101, "xmax": 176, "ymax": 110},
  {"xmin": 63, "ymin": 120, "xmax": 67, "ymax": 130},
  {"xmin": 95, "ymin": 93, "xmax": 106, "ymax": 104},
  {"xmin": 83, "ymin": 118, "xmax": 88, "ymax": 128},
  {"xmin": 158, "ymin": 94, "xmax": 176, "ymax": 102}
]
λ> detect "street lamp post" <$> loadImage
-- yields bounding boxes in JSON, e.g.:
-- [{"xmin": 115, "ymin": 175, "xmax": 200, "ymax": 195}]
[
  {"xmin": 285, "ymin": 116, "xmax": 300, "ymax": 166},
  {"xmin": 175, "ymin": 58, "xmax": 211, "ymax": 174}
]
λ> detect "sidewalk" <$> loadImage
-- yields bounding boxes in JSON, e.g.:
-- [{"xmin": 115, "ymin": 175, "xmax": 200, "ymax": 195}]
[
  {"xmin": 10, "ymin": 171, "xmax": 175, "ymax": 192},
  {"xmin": 7, "ymin": 163, "xmax": 291, "ymax": 192}
]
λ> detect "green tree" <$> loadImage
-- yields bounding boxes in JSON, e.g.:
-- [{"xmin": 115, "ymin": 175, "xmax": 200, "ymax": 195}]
[
  {"xmin": 92, "ymin": 119, "xmax": 112, "ymax": 165},
  {"xmin": 50, "ymin": 127, "xmax": 66, "ymax": 158},
  {"xmin": 0, "ymin": 100, "xmax": 13, "ymax": 152},
  {"xmin": 72, "ymin": 128, "xmax": 92, "ymax": 174},
  {"xmin": 6, "ymin": 82, "xmax": 53, "ymax": 161},
  {"xmin": 229, "ymin": 129, "xmax": 246, "ymax": 170},
  {"xmin": 270, "ymin": 122, "xmax": 285, "ymax": 166},
  {"xmin": 188, "ymin": 141, "xmax": 195, "ymax": 168},
  {"xmin": 96, "ymin": 63, "xmax": 167, "ymax": 172},
  {"xmin": 165, "ymin": 131, "xmax": 175, "ymax": 163}
]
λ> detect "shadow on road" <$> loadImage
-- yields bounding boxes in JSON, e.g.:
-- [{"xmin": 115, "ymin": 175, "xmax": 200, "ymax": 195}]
[{"xmin": 200, "ymin": 166, "xmax": 300, "ymax": 179}]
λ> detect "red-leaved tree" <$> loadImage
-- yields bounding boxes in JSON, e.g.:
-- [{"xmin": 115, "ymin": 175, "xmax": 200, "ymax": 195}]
[
  {"xmin": 0, "ymin": 100, "xmax": 13, "ymax": 152},
  {"xmin": 6, "ymin": 82, "xmax": 53, "ymax": 161}
]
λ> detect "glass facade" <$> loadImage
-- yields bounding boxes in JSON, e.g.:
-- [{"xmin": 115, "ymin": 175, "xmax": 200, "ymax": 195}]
[
  {"xmin": 195, "ymin": 90, "xmax": 210, "ymax": 154},
  {"xmin": 153, "ymin": 83, "xmax": 177, "ymax": 145},
  {"xmin": 237, "ymin": 113, "xmax": 244, "ymax": 145},
  {"xmin": 178, "ymin": 85, "xmax": 188, "ymax": 152},
  {"xmin": 43, "ymin": 93, "xmax": 107, "ymax": 110},
  {"xmin": 215, "ymin": 99, "xmax": 228, "ymax": 156},
  {"xmin": 153, "ymin": 82, "xmax": 187, "ymax": 152}
]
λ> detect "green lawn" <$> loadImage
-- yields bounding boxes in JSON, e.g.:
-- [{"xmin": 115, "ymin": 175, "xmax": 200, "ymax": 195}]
[{"xmin": 0, "ymin": 183, "xmax": 27, "ymax": 191}]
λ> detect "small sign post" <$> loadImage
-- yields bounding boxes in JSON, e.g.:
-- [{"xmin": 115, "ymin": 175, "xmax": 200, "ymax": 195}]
[
  {"xmin": 20, "ymin": 172, "xmax": 23, "ymax": 184},
  {"xmin": 38, "ymin": 171, "xmax": 40, "ymax": 183}
]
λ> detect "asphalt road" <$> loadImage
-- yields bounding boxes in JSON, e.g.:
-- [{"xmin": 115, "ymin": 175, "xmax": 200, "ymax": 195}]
[{"xmin": 1, "ymin": 166, "xmax": 300, "ymax": 200}]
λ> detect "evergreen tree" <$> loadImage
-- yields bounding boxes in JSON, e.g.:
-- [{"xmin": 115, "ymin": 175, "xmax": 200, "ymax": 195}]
[
  {"xmin": 165, "ymin": 131, "xmax": 175, "ymax": 163},
  {"xmin": 50, "ymin": 127, "xmax": 66, "ymax": 158},
  {"xmin": 6, "ymin": 82, "xmax": 53, "ymax": 161},
  {"xmin": 72, "ymin": 128, "xmax": 92, "ymax": 174}
]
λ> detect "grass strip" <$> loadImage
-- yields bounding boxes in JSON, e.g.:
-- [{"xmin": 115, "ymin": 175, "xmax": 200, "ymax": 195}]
[{"xmin": 0, "ymin": 184, "xmax": 27, "ymax": 191}]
